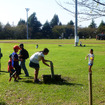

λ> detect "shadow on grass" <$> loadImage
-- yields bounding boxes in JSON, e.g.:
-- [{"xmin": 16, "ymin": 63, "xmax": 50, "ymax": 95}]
[
  {"xmin": 43, "ymin": 78, "xmax": 83, "ymax": 86},
  {"xmin": 23, "ymin": 80, "xmax": 34, "ymax": 84},
  {"xmin": 19, "ymin": 76, "xmax": 35, "ymax": 84},
  {"xmin": 21, "ymin": 77, "xmax": 83, "ymax": 86},
  {"xmin": 0, "ymin": 71, "xmax": 8, "ymax": 73},
  {"xmin": 0, "ymin": 102, "xmax": 7, "ymax": 105}
]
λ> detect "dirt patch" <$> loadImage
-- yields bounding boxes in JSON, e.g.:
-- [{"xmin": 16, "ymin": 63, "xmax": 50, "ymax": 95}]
[{"xmin": 0, "ymin": 40, "xmax": 18, "ymax": 43}]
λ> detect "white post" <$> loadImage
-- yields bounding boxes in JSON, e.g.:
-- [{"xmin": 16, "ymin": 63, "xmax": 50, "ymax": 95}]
[
  {"xmin": 75, "ymin": 0, "xmax": 79, "ymax": 46},
  {"xmin": 25, "ymin": 8, "xmax": 30, "ymax": 39}
]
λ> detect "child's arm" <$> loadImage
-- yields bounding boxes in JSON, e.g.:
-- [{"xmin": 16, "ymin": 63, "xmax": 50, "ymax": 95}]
[
  {"xmin": 85, "ymin": 55, "xmax": 88, "ymax": 60},
  {"xmin": 14, "ymin": 55, "xmax": 22, "ymax": 61},
  {"xmin": 8, "ymin": 62, "xmax": 12, "ymax": 73},
  {"xmin": 41, "ymin": 57, "xmax": 51, "ymax": 67}
]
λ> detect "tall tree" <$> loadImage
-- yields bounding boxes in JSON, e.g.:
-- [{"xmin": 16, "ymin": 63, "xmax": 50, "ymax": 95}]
[
  {"xmin": 88, "ymin": 19, "xmax": 97, "ymax": 28},
  {"xmin": 98, "ymin": 20, "xmax": 105, "ymax": 28},
  {"xmin": 28, "ymin": 12, "xmax": 42, "ymax": 38},
  {"xmin": 42, "ymin": 21, "xmax": 52, "ymax": 38},
  {"xmin": 97, "ymin": 20, "xmax": 105, "ymax": 34},
  {"xmin": 59, "ymin": 22, "xmax": 62, "ymax": 26},
  {"xmin": 0, "ymin": 22, "xmax": 3, "ymax": 32},
  {"xmin": 67, "ymin": 20, "xmax": 74, "ymax": 26},
  {"xmin": 0, "ymin": 22, "xmax": 4, "ymax": 39},
  {"xmin": 3, "ymin": 23, "xmax": 13, "ymax": 39},
  {"xmin": 50, "ymin": 14, "xmax": 59, "ymax": 28},
  {"xmin": 18, "ymin": 19, "xmax": 26, "ymax": 25}
]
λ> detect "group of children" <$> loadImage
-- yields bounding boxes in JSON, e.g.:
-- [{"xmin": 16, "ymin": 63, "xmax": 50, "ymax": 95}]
[
  {"xmin": 8, "ymin": 45, "xmax": 21, "ymax": 82},
  {"xmin": 8, "ymin": 44, "xmax": 94, "ymax": 83},
  {"xmin": 8, "ymin": 45, "xmax": 51, "ymax": 83}
]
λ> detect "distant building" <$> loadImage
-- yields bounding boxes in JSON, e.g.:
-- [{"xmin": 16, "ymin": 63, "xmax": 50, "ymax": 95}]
[{"xmin": 96, "ymin": 34, "xmax": 105, "ymax": 40}]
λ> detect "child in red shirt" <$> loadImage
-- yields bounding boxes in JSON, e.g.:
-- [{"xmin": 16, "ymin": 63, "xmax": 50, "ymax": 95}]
[{"xmin": 8, "ymin": 54, "xmax": 17, "ymax": 82}]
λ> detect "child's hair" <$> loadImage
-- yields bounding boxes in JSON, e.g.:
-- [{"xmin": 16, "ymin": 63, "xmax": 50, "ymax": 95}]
[
  {"xmin": 42, "ymin": 48, "xmax": 49, "ymax": 53},
  {"xmin": 9, "ymin": 54, "xmax": 12, "ymax": 58},
  {"xmin": 19, "ymin": 43, "xmax": 24, "ymax": 47},
  {"xmin": 90, "ymin": 49, "xmax": 93, "ymax": 54},
  {"xmin": 90, "ymin": 49, "xmax": 93, "ymax": 52}
]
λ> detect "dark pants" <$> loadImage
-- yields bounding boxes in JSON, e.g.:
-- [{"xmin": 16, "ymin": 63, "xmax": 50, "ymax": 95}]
[
  {"xmin": 14, "ymin": 65, "xmax": 21, "ymax": 76},
  {"xmin": 20, "ymin": 59, "xmax": 29, "ymax": 76}
]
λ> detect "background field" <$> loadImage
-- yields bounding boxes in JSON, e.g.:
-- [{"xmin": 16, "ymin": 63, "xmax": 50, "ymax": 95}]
[{"xmin": 0, "ymin": 39, "xmax": 105, "ymax": 105}]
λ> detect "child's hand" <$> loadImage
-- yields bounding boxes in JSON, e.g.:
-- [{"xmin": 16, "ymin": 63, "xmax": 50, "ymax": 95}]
[
  {"xmin": 48, "ymin": 65, "xmax": 51, "ymax": 67},
  {"xmin": 20, "ymin": 59, "xmax": 23, "ymax": 61},
  {"xmin": 85, "ymin": 56, "xmax": 88, "ymax": 60}
]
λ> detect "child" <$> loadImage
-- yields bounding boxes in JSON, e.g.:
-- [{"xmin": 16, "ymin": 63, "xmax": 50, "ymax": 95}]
[
  {"xmin": 19, "ymin": 43, "xmax": 29, "ymax": 77},
  {"xmin": 8, "ymin": 54, "xmax": 17, "ymax": 82},
  {"xmin": 29, "ymin": 48, "xmax": 51, "ymax": 83},
  {"xmin": 12, "ymin": 45, "xmax": 21, "ymax": 80},
  {"xmin": 85, "ymin": 49, "xmax": 94, "ymax": 72},
  {"xmin": 36, "ymin": 44, "xmax": 38, "ymax": 49}
]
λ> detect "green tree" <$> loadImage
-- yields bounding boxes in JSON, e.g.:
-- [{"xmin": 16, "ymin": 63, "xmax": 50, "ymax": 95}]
[
  {"xmin": 52, "ymin": 25, "xmax": 74, "ymax": 39},
  {"xmin": 0, "ymin": 22, "xmax": 2, "ymax": 32},
  {"xmin": 3, "ymin": 23, "xmax": 13, "ymax": 39},
  {"xmin": 28, "ymin": 12, "xmax": 42, "ymax": 39},
  {"xmin": 67, "ymin": 20, "xmax": 74, "ymax": 26},
  {"xmin": 18, "ymin": 19, "xmax": 26, "ymax": 25},
  {"xmin": 98, "ymin": 20, "xmax": 105, "ymax": 28},
  {"xmin": 42, "ymin": 21, "xmax": 52, "ymax": 38},
  {"xmin": 97, "ymin": 20, "xmax": 105, "ymax": 34},
  {"xmin": 0, "ymin": 22, "xmax": 4, "ymax": 39},
  {"xmin": 64, "ymin": 25, "xmax": 74, "ymax": 38},
  {"xmin": 78, "ymin": 27, "xmax": 96, "ymax": 38},
  {"xmin": 59, "ymin": 22, "xmax": 62, "ymax": 26},
  {"xmin": 88, "ymin": 19, "xmax": 97, "ymax": 28},
  {"xmin": 50, "ymin": 14, "xmax": 59, "ymax": 28},
  {"xmin": 14, "ymin": 25, "xmax": 26, "ymax": 39}
]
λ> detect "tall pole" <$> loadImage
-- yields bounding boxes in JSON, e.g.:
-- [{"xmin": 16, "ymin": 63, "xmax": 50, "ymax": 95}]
[
  {"xmin": 75, "ymin": 0, "xmax": 79, "ymax": 46},
  {"xmin": 0, "ymin": 48, "xmax": 1, "ymax": 71},
  {"xmin": 88, "ymin": 72, "xmax": 92, "ymax": 105},
  {"xmin": 25, "ymin": 8, "xmax": 30, "ymax": 39},
  {"xmin": 0, "ymin": 48, "xmax": 2, "ymax": 72}
]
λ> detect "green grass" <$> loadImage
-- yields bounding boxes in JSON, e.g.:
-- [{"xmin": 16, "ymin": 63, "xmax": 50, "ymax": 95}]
[{"xmin": 0, "ymin": 39, "xmax": 105, "ymax": 105}]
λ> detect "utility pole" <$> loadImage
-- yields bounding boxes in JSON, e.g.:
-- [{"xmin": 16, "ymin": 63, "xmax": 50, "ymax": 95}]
[
  {"xmin": 89, "ymin": 72, "xmax": 92, "ymax": 105},
  {"xmin": 0, "ymin": 48, "xmax": 2, "ymax": 71},
  {"xmin": 0, "ymin": 48, "xmax": 3, "ymax": 71},
  {"xmin": 25, "ymin": 8, "xmax": 30, "ymax": 39},
  {"xmin": 75, "ymin": 0, "xmax": 79, "ymax": 46}
]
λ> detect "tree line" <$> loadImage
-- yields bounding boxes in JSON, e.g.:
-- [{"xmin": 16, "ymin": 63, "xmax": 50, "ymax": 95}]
[{"xmin": 0, "ymin": 12, "xmax": 105, "ymax": 39}]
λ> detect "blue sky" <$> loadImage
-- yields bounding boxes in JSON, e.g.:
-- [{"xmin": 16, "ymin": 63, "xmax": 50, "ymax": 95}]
[{"xmin": 0, "ymin": 0, "xmax": 104, "ymax": 27}]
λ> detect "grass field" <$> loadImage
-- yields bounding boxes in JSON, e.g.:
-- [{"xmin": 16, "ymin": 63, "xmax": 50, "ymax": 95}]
[{"xmin": 0, "ymin": 39, "xmax": 105, "ymax": 105}]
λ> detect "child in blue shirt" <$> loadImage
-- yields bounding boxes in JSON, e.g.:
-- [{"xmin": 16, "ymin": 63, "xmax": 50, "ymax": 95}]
[{"xmin": 12, "ymin": 45, "xmax": 21, "ymax": 79}]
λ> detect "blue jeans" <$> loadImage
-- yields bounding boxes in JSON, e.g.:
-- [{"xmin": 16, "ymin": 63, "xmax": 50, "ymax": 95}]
[{"xmin": 20, "ymin": 59, "xmax": 29, "ymax": 76}]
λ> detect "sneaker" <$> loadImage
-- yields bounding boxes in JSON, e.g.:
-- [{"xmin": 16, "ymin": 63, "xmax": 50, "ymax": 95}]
[
  {"xmin": 14, "ymin": 80, "xmax": 18, "ymax": 82},
  {"xmin": 25, "ymin": 75, "xmax": 29, "ymax": 77},
  {"xmin": 18, "ymin": 77, "xmax": 22, "ymax": 80},
  {"xmin": 34, "ymin": 79, "xmax": 41, "ymax": 83}
]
